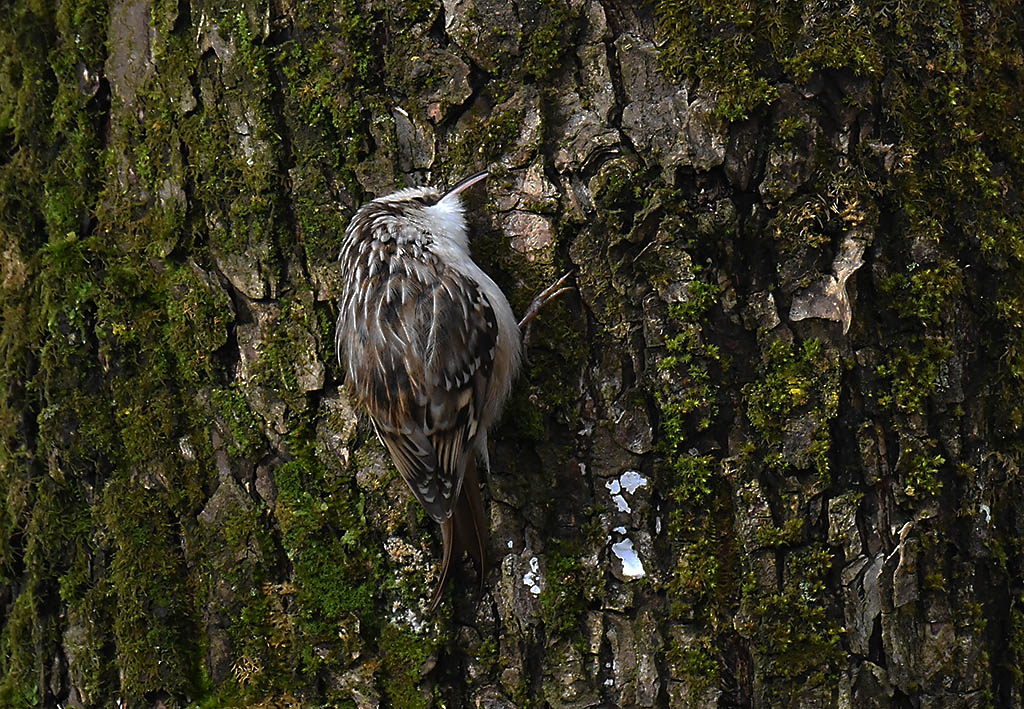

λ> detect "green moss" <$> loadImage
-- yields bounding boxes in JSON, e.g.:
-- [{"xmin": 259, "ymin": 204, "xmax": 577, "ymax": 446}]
[
  {"xmin": 869, "ymin": 0, "xmax": 1024, "ymax": 425},
  {"xmin": 654, "ymin": 0, "xmax": 883, "ymax": 121},
  {"xmin": 379, "ymin": 623, "xmax": 434, "ymax": 709},
  {"xmin": 663, "ymin": 492, "xmax": 740, "ymax": 701},
  {"xmin": 876, "ymin": 337, "xmax": 952, "ymax": 415},
  {"xmin": 667, "ymin": 638, "xmax": 719, "ymax": 697},
  {"xmin": 655, "ymin": 0, "xmax": 780, "ymax": 121},
  {"xmin": 2, "ymin": 0, "xmax": 1024, "ymax": 704},
  {"xmin": 274, "ymin": 423, "xmax": 380, "ymax": 641},
  {"xmin": 539, "ymin": 542, "xmax": 604, "ymax": 638},
  {"xmin": 210, "ymin": 388, "xmax": 266, "ymax": 459},
  {"xmin": 899, "ymin": 450, "xmax": 945, "ymax": 499},
  {"xmin": 506, "ymin": 307, "xmax": 584, "ymax": 444},
  {"xmin": 475, "ymin": 636, "xmax": 499, "ymax": 675},
  {"xmin": 667, "ymin": 534, "xmax": 720, "ymax": 618},
  {"xmin": 748, "ymin": 544, "xmax": 842, "ymax": 703},
  {"xmin": 221, "ymin": 581, "xmax": 299, "ymax": 702},
  {"xmin": 782, "ymin": 10, "xmax": 881, "ymax": 82},
  {"xmin": 165, "ymin": 265, "xmax": 234, "ymax": 383},
  {"xmin": 659, "ymin": 322, "xmax": 720, "ymax": 431},
  {"xmin": 881, "ymin": 260, "xmax": 963, "ymax": 324},
  {"xmin": 768, "ymin": 167, "xmax": 878, "ymax": 258},
  {"xmin": 1010, "ymin": 595, "xmax": 1024, "ymax": 687},
  {"xmin": 447, "ymin": 107, "xmax": 524, "ymax": 176},
  {"xmin": 754, "ymin": 518, "xmax": 805, "ymax": 549},
  {"xmin": 521, "ymin": 0, "xmax": 582, "ymax": 82},
  {"xmin": 744, "ymin": 338, "xmax": 840, "ymax": 478},
  {"xmin": 592, "ymin": 159, "xmax": 647, "ymax": 235},
  {"xmin": 664, "ymin": 453, "xmax": 716, "ymax": 508},
  {"xmin": 656, "ymin": 279, "xmax": 724, "ymax": 504},
  {"xmin": 0, "ymin": 586, "xmax": 41, "ymax": 707},
  {"xmin": 653, "ymin": 262, "xmax": 739, "ymax": 694},
  {"xmin": 249, "ymin": 296, "xmax": 321, "ymax": 412},
  {"xmin": 102, "ymin": 476, "xmax": 198, "ymax": 699}
]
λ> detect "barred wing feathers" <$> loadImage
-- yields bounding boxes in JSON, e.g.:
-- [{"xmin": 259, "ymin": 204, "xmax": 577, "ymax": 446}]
[{"xmin": 340, "ymin": 253, "xmax": 498, "ymax": 524}]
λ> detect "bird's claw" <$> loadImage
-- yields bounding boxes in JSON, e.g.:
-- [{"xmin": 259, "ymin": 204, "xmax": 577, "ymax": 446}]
[{"xmin": 519, "ymin": 271, "xmax": 574, "ymax": 346}]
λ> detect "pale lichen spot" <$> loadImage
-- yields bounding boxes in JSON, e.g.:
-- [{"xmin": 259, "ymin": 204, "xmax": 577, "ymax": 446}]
[
  {"xmin": 611, "ymin": 537, "xmax": 645, "ymax": 579},
  {"xmin": 522, "ymin": 556, "xmax": 542, "ymax": 596}
]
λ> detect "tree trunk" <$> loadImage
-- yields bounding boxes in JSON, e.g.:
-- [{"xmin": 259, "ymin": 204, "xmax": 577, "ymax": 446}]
[{"xmin": 2, "ymin": 0, "xmax": 1023, "ymax": 706}]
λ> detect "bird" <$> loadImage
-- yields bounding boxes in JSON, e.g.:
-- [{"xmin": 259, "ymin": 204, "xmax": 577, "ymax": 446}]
[{"xmin": 335, "ymin": 171, "xmax": 571, "ymax": 610}]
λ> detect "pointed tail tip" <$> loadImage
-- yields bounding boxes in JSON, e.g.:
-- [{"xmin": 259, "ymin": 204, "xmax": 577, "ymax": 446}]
[
  {"xmin": 427, "ymin": 516, "xmax": 455, "ymax": 612},
  {"xmin": 426, "ymin": 460, "xmax": 491, "ymax": 612}
]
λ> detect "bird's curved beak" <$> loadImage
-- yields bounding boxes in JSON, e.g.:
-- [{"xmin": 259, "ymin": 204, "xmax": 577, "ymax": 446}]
[{"xmin": 442, "ymin": 171, "xmax": 489, "ymax": 200}]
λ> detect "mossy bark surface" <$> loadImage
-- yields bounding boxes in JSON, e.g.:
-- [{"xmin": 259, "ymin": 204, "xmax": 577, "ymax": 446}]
[{"xmin": 2, "ymin": 0, "xmax": 1024, "ymax": 706}]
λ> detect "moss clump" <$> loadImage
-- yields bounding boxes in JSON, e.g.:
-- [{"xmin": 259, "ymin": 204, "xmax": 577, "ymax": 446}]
[
  {"xmin": 667, "ymin": 638, "xmax": 719, "ymax": 698},
  {"xmin": 0, "ymin": 586, "xmax": 42, "ymax": 707},
  {"xmin": 782, "ymin": 8, "xmax": 881, "ymax": 82},
  {"xmin": 656, "ymin": 279, "xmax": 724, "ymax": 505},
  {"xmin": 747, "ymin": 544, "xmax": 842, "ymax": 703},
  {"xmin": 663, "ymin": 493, "xmax": 741, "ymax": 702},
  {"xmin": 881, "ymin": 260, "xmax": 963, "ymax": 325},
  {"xmin": 539, "ymin": 542, "xmax": 604, "ymax": 638},
  {"xmin": 249, "ymin": 296, "xmax": 321, "ymax": 412},
  {"xmin": 210, "ymin": 388, "xmax": 266, "ymax": 459},
  {"xmin": 744, "ymin": 338, "xmax": 840, "ymax": 479},
  {"xmin": 876, "ymin": 337, "xmax": 952, "ymax": 415},
  {"xmin": 521, "ymin": 0, "xmax": 582, "ymax": 82},
  {"xmin": 754, "ymin": 517, "xmax": 805, "ymax": 549},
  {"xmin": 274, "ymin": 454, "xmax": 375, "ymax": 630},
  {"xmin": 379, "ymin": 624, "xmax": 434, "ymax": 709},
  {"xmin": 592, "ymin": 160, "xmax": 647, "ymax": 236},
  {"xmin": 667, "ymin": 534, "xmax": 720, "ymax": 619},
  {"xmin": 447, "ymin": 107, "xmax": 524, "ymax": 176},
  {"xmin": 899, "ymin": 449, "xmax": 945, "ymax": 499},
  {"xmin": 1010, "ymin": 594, "xmax": 1024, "ymax": 688},
  {"xmin": 165, "ymin": 265, "xmax": 235, "ymax": 383},
  {"xmin": 102, "ymin": 476, "xmax": 198, "ymax": 699},
  {"xmin": 655, "ymin": 0, "xmax": 778, "ymax": 122},
  {"xmin": 664, "ymin": 453, "xmax": 716, "ymax": 509},
  {"xmin": 277, "ymin": 6, "xmax": 374, "ymax": 191},
  {"xmin": 654, "ymin": 0, "xmax": 881, "ymax": 121},
  {"xmin": 222, "ymin": 581, "xmax": 298, "ymax": 702},
  {"xmin": 767, "ymin": 166, "xmax": 878, "ymax": 267}
]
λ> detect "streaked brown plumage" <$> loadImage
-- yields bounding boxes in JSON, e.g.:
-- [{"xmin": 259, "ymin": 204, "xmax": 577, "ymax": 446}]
[{"xmin": 335, "ymin": 172, "xmax": 570, "ymax": 609}]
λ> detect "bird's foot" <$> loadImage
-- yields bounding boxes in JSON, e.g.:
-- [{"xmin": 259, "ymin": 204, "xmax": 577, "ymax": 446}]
[{"xmin": 519, "ymin": 271, "xmax": 574, "ymax": 346}]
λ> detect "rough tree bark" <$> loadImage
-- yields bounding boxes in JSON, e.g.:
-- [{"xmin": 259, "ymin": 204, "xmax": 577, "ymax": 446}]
[{"xmin": 2, "ymin": 0, "xmax": 1023, "ymax": 707}]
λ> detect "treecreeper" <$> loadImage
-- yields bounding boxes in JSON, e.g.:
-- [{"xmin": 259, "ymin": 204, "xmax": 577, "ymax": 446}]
[{"xmin": 335, "ymin": 171, "xmax": 571, "ymax": 610}]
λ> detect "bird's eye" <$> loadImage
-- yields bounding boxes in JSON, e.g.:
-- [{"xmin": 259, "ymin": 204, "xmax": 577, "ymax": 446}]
[{"xmin": 411, "ymin": 194, "xmax": 438, "ymax": 206}]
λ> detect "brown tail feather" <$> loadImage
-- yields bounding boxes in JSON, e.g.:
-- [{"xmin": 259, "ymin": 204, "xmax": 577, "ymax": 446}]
[
  {"xmin": 428, "ymin": 456, "xmax": 489, "ymax": 611},
  {"xmin": 429, "ymin": 517, "xmax": 455, "ymax": 611}
]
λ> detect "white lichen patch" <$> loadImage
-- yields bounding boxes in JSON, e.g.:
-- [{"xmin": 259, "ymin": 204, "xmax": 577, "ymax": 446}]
[
  {"xmin": 523, "ymin": 556, "xmax": 542, "ymax": 596},
  {"xmin": 606, "ymin": 471, "xmax": 648, "ymax": 514},
  {"xmin": 605, "ymin": 478, "xmax": 632, "ymax": 512},
  {"xmin": 611, "ymin": 537, "xmax": 646, "ymax": 579},
  {"xmin": 392, "ymin": 601, "xmax": 428, "ymax": 634},
  {"xmin": 619, "ymin": 469, "xmax": 648, "ymax": 494},
  {"xmin": 384, "ymin": 536, "xmax": 423, "ymax": 566}
]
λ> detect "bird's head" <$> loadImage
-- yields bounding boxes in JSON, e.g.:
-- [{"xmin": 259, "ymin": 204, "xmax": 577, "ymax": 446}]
[{"xmin": 362, "ymin": 171, "xmax": 489, "ymax": 252}]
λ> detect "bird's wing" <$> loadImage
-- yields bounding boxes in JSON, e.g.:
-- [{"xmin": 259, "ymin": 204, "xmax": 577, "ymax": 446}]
[{"xmin": 343, "ymin": 256, "xmax": 498, "ymax": 523}]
